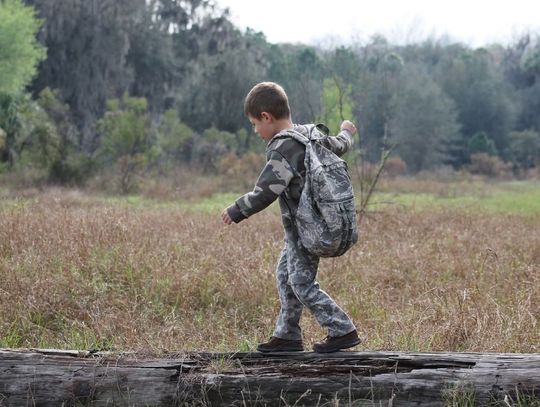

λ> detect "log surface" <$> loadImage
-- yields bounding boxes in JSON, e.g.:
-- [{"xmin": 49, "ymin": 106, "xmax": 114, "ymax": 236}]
[{"xmin": 1, "ymin": 348, "xmax": 539, "ymax": 406}]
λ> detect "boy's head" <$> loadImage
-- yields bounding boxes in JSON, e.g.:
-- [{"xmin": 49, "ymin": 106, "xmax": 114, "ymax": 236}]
[{"xmin": 244, "ymin": 82, "xmax": 291, "ymax": 121}]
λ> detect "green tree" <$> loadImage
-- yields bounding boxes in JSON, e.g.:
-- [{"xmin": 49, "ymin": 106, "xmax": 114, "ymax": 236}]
[
  {"xmin": 193, "ymin": 127, "xmax": 236, "ymax": 173},
  {"xmin": 0, "ymin": 0, "xmax": 45, "ymax": 169},
  {"xmin": 0, "ymin": 93, "xmax": 22, "ymax": 167},
  {"xmin": 354, "ymin": 36, "xmax": 403, "ymax": 161},
  {"xmin": 155, "ymin": 109, "xmax": 195, "ymax": 167},
  {"xmin": 390, "ymin": 65, "xmax": 461, "ymax": 173},
  {"xmin": 127, "ymin": 0, "xmax": 229, "ymax": 114},
  {"xmin": 503, "ymin": 34, "xmax": 540, "ymax": 133},
  {"xmin": 0, "ymin": 91, "xmax": 67, "ymax": 183},
  {"xmin": 181, "ymin": 48, "xmax": 262, "ymax": 132},
  {"xmin": 435, "ymin": 47, "xmax": 515, "ymax": 163},
  {"xmin": 468, "ymin": 131, "xmax": 498, "ymax": 157},
  {"xmin": 178, "ymin": 18, "xmax": 268, "ymax": 132},
  {"xmin": 97, "ymin": 95, "xmax": 152, "ymax": 193},
  {"xmin": 0, "ymin": 89, "xmax": 92, "ymax": 184},
  {"xmin": 126, "ymin": 7, "xmax": 176, "ymax": 115},
  {"xmin": 26, "ymin": 0, "xmax": 143, "ymax": 150},
  {"xmin": 37, "ymin": 88, "xmax": 93, "ymax": 185},
  {"xmin": 15, "ymin": 97, "xmax": 61, "ymax": 179},
  {"xmin": 319, "ymin": 77, "xmax": 353, "ymax": 134},
  {"xmin": 509, "ymin": 129, "xmax": 540, "ymax": 172},
  {"xmin": 284, "ymin": 46, "xmax": 325, "ymax": 123},
  {"xmin": 0, "ymin": 0, "xmax": 45, "ymax": 95}
]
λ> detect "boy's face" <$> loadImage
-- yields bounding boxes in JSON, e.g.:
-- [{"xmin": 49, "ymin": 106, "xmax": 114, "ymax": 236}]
[{"xmin": 249, "ymin": 113, "xmax": 275, "ymax": 142}]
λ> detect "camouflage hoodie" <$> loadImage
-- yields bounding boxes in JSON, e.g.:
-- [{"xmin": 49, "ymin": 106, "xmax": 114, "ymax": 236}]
[{"xmin": 227, "ymin": 124, "xmax": 353, "ymax": 228}]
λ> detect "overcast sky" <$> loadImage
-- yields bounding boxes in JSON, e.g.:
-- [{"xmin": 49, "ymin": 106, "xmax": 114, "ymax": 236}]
[{"xmin": 216, "ymin": 0, "xmax": 540, "ymax": 47}]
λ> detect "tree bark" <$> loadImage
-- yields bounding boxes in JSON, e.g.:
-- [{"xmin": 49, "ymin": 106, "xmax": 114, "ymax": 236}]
[{"xmin": 1, "ymin": 349, "xmax": 539, "ymax": 406}]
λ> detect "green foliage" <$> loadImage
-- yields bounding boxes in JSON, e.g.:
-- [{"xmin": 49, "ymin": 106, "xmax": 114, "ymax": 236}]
[
  {"xmin": 193, "ymin": 127, "xmax": 236, "ymax": 173},
  {"xmin": 2, "ymin": 2, "xmax": 540, "ymax": 183},
  {"xmin": 97, "ymin": 94, "xmax": 152, "ymax": 193},
  {"xmin": 0, "ymin": 0, "xmax": 45, "ymax": 95},
  {"xmin": 35, "ymin": 88, "xmax": 94, "ymax": 185},
  {"xmin": 435, "ymin": 47, "xmax": 514, "ymax": 162},
  {"xmin": 0, "ymin": 91, "xmax": 74, "ymax": 184},
  {"xmin": 99, "ymin": 96, "xmax": 150, "ymax": 160},
  {"xmin": 509, "ymin": 129, "xmax": 540, "ymax": 171},
  {"xmin": 179, "ymin": 42, "xmax": 266, "ymax": 132},
  {"xmin": 318, "ymin": 74, "xmax": 359, "ymax": 167},
  {"xmin": 264, "ymin": 44, "xmax": 326, "ymax": 123},
  {"xmin": 468, "ymin": 131, "xmax": 498, "ymax": 157},
  {"xmin": 319, "ymin": 77, "xmax": 353, "ymax": 134},
  {"xmin": 504, "ymin": 35, "xmax": 540, "ymax": 133},
  {"xmin": 0, "ymin": 93, "xmax": 21, "ymax": 166},
  {"xmin": 48, "ymin": 151, "xmax": 94, "ymax": 186},
  {"xmin": 27, "ymin": 0, "xmax": 143, "ymax": 148},
  {"xmin": 391, "ymin": 65, "xmax": 461, "ymax": 173},
  {"xmin": 16, "ymin": 107, "xmax": 61, "ymax": 172},
  {"xmin": 355, "ymin": 38, "xmax": 403, "ymax": 161},
  {"xmin": 155, "ymin": 109, "xmax": 195, "ymax": 165},
  {"xmin": 284, "ymin": 46, "xmax": 325, "ymax": 123}
]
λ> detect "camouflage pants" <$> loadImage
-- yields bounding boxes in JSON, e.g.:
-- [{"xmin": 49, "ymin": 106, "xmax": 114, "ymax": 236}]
[{"xmin": 272, "ymin": 227, "xmax": 356, "ymax": 340}]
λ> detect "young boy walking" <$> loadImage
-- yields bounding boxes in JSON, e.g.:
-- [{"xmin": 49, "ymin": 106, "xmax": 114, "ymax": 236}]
[{"xmin": 221, "ymin": 82, "xmax": 360, "ymax": 353}]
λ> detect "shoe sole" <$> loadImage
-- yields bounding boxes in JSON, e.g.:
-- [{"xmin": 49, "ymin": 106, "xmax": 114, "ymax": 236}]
[
  {"xmin": 313, "ymin": 338, "xmax": 361, "ymax": 353},
  {"xmin": 257, "ymin": 347, "xmax": 304, "ymax": 353}
]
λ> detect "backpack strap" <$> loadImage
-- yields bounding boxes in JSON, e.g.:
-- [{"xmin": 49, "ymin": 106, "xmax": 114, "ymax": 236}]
[
  {"xmin": 268, "ymin": 123, "xmax": 329, "ymax": 146},
  {"xmin": 269, "ymin": 128, "xmax": 309, "ymax": 147}
]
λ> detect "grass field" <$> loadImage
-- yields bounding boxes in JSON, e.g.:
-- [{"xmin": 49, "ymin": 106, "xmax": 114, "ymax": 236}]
[{"xmin": 0, "ymin": 178, "xmax": 538, "ymax": 354}]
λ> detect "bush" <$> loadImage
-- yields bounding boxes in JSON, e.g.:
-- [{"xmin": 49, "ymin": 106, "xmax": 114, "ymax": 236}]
[
  {"xmin": 509, "ymin": 130, "xmax": 540, "ymax": 174},
  {"xmin": 467, "ymin": 153, "xmax": 512, "ymax": 179},
  {"xmin": 525, "ymin": 166, "xmax": 540, "ymax": 180},
  {"xmin": 97, "ymin": 95, "xmax": 152, "ymax": 194},
  {"xmin": 468, "ymin": 131, "xmax": 498, "ymax": 156},
  {"xmin": 382, "ymin": 156, "xmax": 407, "ymax": 178},
  {"xmin": 48, "ymin": 152, "xmax": 95, "ymax": 186},
  {"xmin": 154, "ymin": 109, "xmax": 195, "ymax": 167},
  {"xmin": 217, "ymin": 152, "xmax": 265, "ymax": 190}
]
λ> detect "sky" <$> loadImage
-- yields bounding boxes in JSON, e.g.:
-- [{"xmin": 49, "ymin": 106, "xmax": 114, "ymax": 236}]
[{"xmin": 215, "ymin": 0, "xmax": 540, "ymax": 47}]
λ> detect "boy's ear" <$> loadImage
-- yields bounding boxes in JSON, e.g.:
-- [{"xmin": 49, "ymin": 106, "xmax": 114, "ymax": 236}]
[{"xmin": 260, "ymin": 112, "xmax": 273, "ymax": 122}]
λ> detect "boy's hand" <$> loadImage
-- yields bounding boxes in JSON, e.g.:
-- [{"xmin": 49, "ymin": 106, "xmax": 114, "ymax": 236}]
[
  {"xmin": 221, "ymin": 208, "xmax": 233, "ymax": 225},
  {"xmin": 340, "ymin": 120, "xmax": 357, "ymax": 135}
]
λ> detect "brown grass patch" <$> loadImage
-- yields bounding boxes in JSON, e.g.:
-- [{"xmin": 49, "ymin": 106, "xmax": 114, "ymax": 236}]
[{"xmin": 0, "ymin": 189, "xmax": 538, "ymax": 353}]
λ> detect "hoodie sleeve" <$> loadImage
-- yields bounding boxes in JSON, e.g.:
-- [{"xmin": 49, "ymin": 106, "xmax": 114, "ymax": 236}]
[
  {"xmin": 318, "ymin": 128, "xmax": 354, "ymax": 157},
  {"xmin": 226, "ymin": 149, "xmax": 294, "ymax": 223}
]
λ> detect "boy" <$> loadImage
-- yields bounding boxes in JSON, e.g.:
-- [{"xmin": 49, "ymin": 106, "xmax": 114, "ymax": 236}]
[{"xmin": 221, "ymin": 82, "xmax": 360, "ymax": 353}]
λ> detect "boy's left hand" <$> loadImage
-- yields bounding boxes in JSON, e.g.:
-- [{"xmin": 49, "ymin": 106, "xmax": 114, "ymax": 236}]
[
  {"xmin": 340, "ymin": 120, "xmax": 357, "ymax": 135},
  {"xmin": 221, "ymin": 208, "xmax": 233, "ymax": 225}
]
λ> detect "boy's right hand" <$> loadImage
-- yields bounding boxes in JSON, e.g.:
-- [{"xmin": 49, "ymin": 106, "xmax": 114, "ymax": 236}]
[
  {"xmin": 340, "ymin": 120, "xmax": 357, "ymax": 135},
  {"xmin": 221, "ymin": 208, "xmax": 233, "ymax": 225}
]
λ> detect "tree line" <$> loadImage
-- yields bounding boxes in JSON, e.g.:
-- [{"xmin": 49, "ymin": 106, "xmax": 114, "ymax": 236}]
[{"xmin": 1, "ymin": 0, "xmax": 539, "ymax": 191}]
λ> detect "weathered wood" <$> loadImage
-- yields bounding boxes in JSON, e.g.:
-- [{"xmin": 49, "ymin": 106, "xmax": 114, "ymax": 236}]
[{"xmin": 0, "ymin": 348, "xmax": 539, "ymax": 406}]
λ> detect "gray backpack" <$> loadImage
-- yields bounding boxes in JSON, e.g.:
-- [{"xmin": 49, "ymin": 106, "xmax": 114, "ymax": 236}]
[{"xmin": 283, "ymin": 125, "xmax": 358, "ymax": 257}]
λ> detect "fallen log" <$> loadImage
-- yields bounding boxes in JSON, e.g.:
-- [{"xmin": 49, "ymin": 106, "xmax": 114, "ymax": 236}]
[{"xmin": 0, "ymin": 349, "xmax": 539, "ymax": 406}]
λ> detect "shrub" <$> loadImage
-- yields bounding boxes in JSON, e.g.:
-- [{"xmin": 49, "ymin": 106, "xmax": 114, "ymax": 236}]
[
  {"xmin": 467, "ymin": 153, "xmax": 512, "ymax": 179},
  {"xmin": 382, "ymin": 156, "xmax": 407, "ymax": 178},
  {"xmin": 468, "ymin": 131, "xmax": 498, "ymax": 156},
  {"xmin": 509, "ymin": 130, "xmax": 540, "ymax": 174},
  {"xmin": 97, "ymin": 95, "xmax": 152, "ymax": 194},
  {"xmin": 217, "ymin": 152, "xmax": 265, "ymax": 190}
]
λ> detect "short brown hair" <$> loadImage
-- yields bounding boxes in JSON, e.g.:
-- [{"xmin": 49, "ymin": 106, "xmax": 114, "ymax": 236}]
[{"xmin": 244, "ymin": 82, "xmax": 291, "ymax": 120}]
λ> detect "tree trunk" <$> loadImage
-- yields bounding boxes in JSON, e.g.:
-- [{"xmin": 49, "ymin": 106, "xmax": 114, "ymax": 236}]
[{"xmin": 1, "ymin": 349, "xmax": 539, "ymax": 406}]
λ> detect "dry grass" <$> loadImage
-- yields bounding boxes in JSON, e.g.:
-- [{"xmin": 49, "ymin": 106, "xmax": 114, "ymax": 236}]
[{"xmin": 0, "ymin": 186, "xmax": 538, "ymax": 353}]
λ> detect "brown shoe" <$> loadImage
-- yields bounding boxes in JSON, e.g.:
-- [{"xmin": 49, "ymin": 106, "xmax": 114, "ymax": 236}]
[
  {"xmin": 257, "ymin": 336, "xmax": 304, "ymax": 353},
  {"xmin": 313, "ymin": 330, "xmax": 361, "ymax": 353}
]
